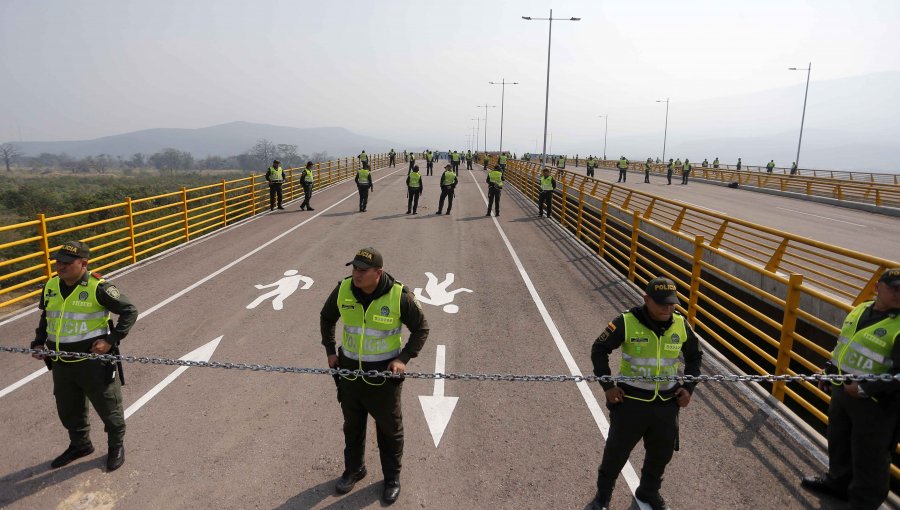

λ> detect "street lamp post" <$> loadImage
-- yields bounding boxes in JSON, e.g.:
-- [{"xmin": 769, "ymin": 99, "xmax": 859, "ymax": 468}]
[
  {"xmin": 489, "ymin": 79, "xmax": 519, "ymax": 154},
  {"xmin": 471, "ymin": 117, "xmax": 482, "ymax": 153},
  {"xmin": 656, "ymin": 98, "xmax": 670, "ymax": 162},
  {"xmin": 598, "ymin": 114, "xmax": 608, "ymax": 160},
  {"xmin": 789, "ymin": 62, "xmax": 812, "ymax": 171},
  {"xmin": 522, "ymin": 9, "xmax": 581, "ymax": 168},
  {"xmin": 477, "ymin": 104, "xmax": 496, "ymax": 156}
]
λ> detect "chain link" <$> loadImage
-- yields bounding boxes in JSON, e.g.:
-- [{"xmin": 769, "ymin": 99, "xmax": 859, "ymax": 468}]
[{"xmin": 4, "ymin": 345, "xmax": 899, "ymax": 384}]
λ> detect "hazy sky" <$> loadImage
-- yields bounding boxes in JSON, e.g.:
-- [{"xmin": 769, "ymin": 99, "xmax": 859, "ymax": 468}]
[{"xmin": 2, "ymin": 0, "xmax": 898, "ymax": 156}]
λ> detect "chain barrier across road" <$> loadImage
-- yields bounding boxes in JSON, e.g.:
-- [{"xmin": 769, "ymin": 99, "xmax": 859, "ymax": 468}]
[{"xmin": 3, "ymin": 345, "xmax": 898, "ymax": 385}]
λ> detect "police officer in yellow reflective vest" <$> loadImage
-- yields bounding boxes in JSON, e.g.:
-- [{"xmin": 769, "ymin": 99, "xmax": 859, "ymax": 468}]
[
  {"xmin": 466, "ymin": 150, "xmax": 473, "ymax": 170},
  {"xmin": 590, "ymin": 277, "xmax": 703, "ymax": 510},
  {"xmin": 486, "ymin": 165, "xmax": 504, "ymax": 217},
  {"xmin": 436, "ymin": 164, "xmax": 457, "ymax": 215},
  {"xmin": 31, "ymin": 241, "xmax": 138, "ymax": 472},
  {"xmin": 802, "ymin": 268, "xmax": 900, "ymax": 509},
  {"xmin": 586, "ymin": 156, "xmax": 597, "ymax": 178},
  {"xmin": 299, "ymin": 161, "xmax": 315, "ymax": 211},
  {"xmin": 537, "ymin": 167, "xmax": 556, "ymax": 218},
  {"xmin": 406, "ymin": 165, "xmax": 423, "ymax": 214},
  {"xmin": 265, "ymin": 159, "xmax": 285, "ymax": 210},
  {"xmin": 498, "ymin": 152, "xmax": 508, "ymax": 173},
  {"xmin": 451, "ymin": 150, "xmax": 461, "ymax": 173},
  {"xmin": 644, "ymin": 158, "xmax": 652, "ymax": 183},
  {"xmin": 320, "ymin": 247, "xmax": 429, "ymax": 505},
  {"xmin": 355, "ymin": 162, "xmax": 373, "ymax": 212},
  {"xmin": 389, "ymin": 148, "xmax": 396, "ymax": 167},
  {"xmin": 616, "ymin": 156, "xmax": 629, "ymax": 183}
]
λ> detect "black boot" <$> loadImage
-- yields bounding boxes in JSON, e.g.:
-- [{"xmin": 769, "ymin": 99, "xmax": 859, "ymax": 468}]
[{"xmin": 51, "ymin": 443, "xmax": 94, "ymax": 468}]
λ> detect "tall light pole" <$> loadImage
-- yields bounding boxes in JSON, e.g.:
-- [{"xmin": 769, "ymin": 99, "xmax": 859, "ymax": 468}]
[
  {"xmin": 489, "ymin": 78, "xmax": 519, "ymax": 154},
  {"xmin": 471, "ymin": 117, "xmax": 482, "ymax": 153},
  {"xmin": 598, "ymin": 114, "xmax": 608, "ymax": 160},
  {"xmin": 477, "ymin": 104, "xmax": 496, "ymax": 155},
  {"xmin": 656, "ymin": 98, "xmax": 670, "ymax": 162},
  {"xmin": 789, "ymin": 62, "xmax": 811, "ymax": 170},
  {"xmin": 522, "ymin": 9, "xmax": 581, "ymax": 168}
]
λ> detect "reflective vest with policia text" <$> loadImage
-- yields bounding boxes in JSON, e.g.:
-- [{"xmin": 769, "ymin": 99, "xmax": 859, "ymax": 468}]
[
  {"xmin": 830, "ymin": 301, "xmax": 900, "ymax": 385},
  {"xmin": 268, "ymin": 166, "xmax": 284, "ymax": 183},
  {"xmin": 442, "ymin": 171, "xmax": 457, "ymax": 186},
  {"xmin": 337, "ymin": 278, "xmax": 403, "ymax": 366},
  {"xmin": 488, "ymin": 170, "xmax": 504, "ymax": 189},
  {"xmin": 541, "ymin": 175, "xmax": 554, "ymax": 191},
  {"xmin": 408, "ymin": 172, "xmax": 422, "ymax": 188},
  {"xmin": 303, "ymin": 168, "xmax": 314, "ymax": 183},
  {"xmin": 620, "ymin": 311, "xmax": 688, "ymax": 401},
  {"xmin": 45, "ymin": 274, "xmax": 110, "ymax": 361},
  {"xmin": 357, "ymin": 169, "xmax": 371, "ymax": 184}
]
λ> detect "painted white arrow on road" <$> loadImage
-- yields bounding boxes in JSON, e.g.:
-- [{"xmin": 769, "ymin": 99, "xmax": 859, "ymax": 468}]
[
  {"xmin": 124, "ymin": 336, "xmax": 222, "ymax": 419},
  {"xmin": 418, "ymin": 344, "xmax": 458, "ymax": 447}
]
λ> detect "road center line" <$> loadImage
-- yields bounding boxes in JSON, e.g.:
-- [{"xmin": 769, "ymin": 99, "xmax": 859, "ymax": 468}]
[
  {"xmin": 775, "ymin": 207, "xmax": 867, "ymax": 227},
  {"xmin": 468, "ymin": 171, "xmax": 647, "ymax": 504}
]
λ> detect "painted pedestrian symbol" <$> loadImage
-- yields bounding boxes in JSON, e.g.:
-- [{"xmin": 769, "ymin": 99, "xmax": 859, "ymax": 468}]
[
  {"xmin": 414, "ymin": 272, "xmax": 472, "ymax": 314},
  {"xmin": 247, "ymin": 270, "xmax": 314, "ymax": 311}
]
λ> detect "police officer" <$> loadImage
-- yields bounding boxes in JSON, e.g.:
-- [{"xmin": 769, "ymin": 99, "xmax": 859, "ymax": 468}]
[
  {"xmin": 713, "ymin": 157, "xmax": 720, "ymax": 169},
  {"xmin": 466, "ymin": 150, "xmax": 474, "ymax": 170},
  {"xmin": 389, "ymin": 148, "xmax": 396, "ymax": 167},
  {"xmin": 356, "ymin": 162, "xmax": 373, "ymax": 212},
  {"xmin": 736, "ymin": 157, "xmax": 742, "ymax": 171},
  {"xmin": 483, "ymin": 152, "xmax": 490, "ymax": 171},
  {"xmin": 486, "ymin": 164, "xmax": 504, "ymax": 217},
  {"xmin": 31, "ymin": 241, "xmax": 138, "ymax": 472},
  {"xmin": 425, "ymin": 150, "xmax": 434, "ymax": 176},
  {"xmin": 436, "ymin": 164, "xmax": 457, "ymax": 215},
  {"xmin": 702, "ymin": 158, "xmax": 708, "ymax": 168},
  {"xmin": 265, "ymin": 159, "xmax": 285, "ymax": 210},
  {"xmin": 616, "ymin": 156, "xmax": 629, "ymax": 183},
  {"xmin": 406, "ymin": 165, "xmax": 423, "ymax": 214},
  {"xmin": 299, "ymin": 161, "xmax": 315, "ymax": 211},
  {"xmin": 673, "ymin": 158, "xmax": 683, "ymax": 185},
  {"xmin": 666, "ymin": 159, "xmax": 674, "ymax": 185},
  {"xmin": 644, "ymin": 158, "xmax": 652, "ymax": 183},
  {"xmin": 586, "ymin": 155, "xmax": 596, "ymax": 178},
  {"xmin": 537, "ymin": 167, "xmax": 556, "ymax": 218},
  {"xmin": 558, "ymin": 154, "xmax": 567, "ymax": 169},
  {"xmin": 408, "ymin": 152, "xmax": 416, "ymax": 175},
  {"xmin": 766, "ymin": 160, "xmax": 775, "ymax": 173},
  {"xmin": 358, "ymin": 150, "xmax": 369, "ymax": 167},
  {"xmin": 321, "ymin": 248, "xmax": 429, "ymax": 505},
  {"xmin": 590, "ymin": 277, "xmax": 703, "ymax": 510},
  {"xmin": 498, "ymin": 152, "xmax": 508, "ymax": 173},
  {"xmin": 801, "ymin": 268, "xmax": 900, "ymax": 510},
  {"xmin": 451, "ymin": 150, "xmax": 461, "ymax": 173},
  {"xmin": 790, "ymin": 162, "xmax": 798, "ymax": 175},
  {"xmin": 682, "ymin": 158, "xmax": 691, "ymax": 185}
]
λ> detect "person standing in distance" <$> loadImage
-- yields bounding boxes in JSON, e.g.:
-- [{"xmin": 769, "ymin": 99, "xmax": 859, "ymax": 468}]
[
  {"xmin": 616, "ymin": 156, "xmax": 629, "ymax": 183},
  {"xmin": 299, "ymin": 161, "xmax": 315, "ymax": 211},
  {"xmin": 31, "ymin": 241, "xmax": 138, "ymax": 472},
  {"xmin": 388, "ymin": 148, "xmax": 396, "ymax": 167},
  {"xmin": 406, "ymin": 165, "xmax": 423, "ymax": 215},
  {"xmin": 644, "ymin": 158, "xmax": 652, "ymax": 184},
  {"xmin": 589, "ymin": 277, "xmax": 703, "ymax": 510},
  {"xmin": 486, "ymin": 164, "xmax": 504, "ymax": 217},
  {"xmin": 801, "ymin": 268, "xmax": 900, "ymax": 509},
  {"xmin": 321, "ymin": 248, "xmax": 429, "ymax": 505},
  {"xmin": 356, "ymin": 162, "xmax": 374, "ymax": 212},
  {"xmin": 682, "ymin": 158, "xmax": 691, "ymax": 185},
  {"xmin": 537, "ymin": 167, "xmax": 556, "ymax": 218},
  {"xmin": 666, "ymin": 159, "xmax": 674, "ymax": 185},
  {"xmin": 358, "ymin": 150, "xmax": 369, "ymax": 167},
  {"xmin": 265, "ymin": 159, "xmax": 285, "ymax": 211},
  {"xmin": 436, "ymin": 164, "xmax": 457, "ymax": 215}
]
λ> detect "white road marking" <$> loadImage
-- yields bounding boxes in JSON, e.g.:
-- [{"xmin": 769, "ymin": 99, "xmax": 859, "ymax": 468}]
[
  {"xmin": 124, "ymin": 336, "xmax": 222, "ymax": 419},
  {"xmin": 0, "ymin": 168, "xmax": 405, "ymax": 396},
  {"xmin": 468, "ymin": 170, "xmax": 649, "ymax": 507},
  {"xmin": 775, "ymin": 207, "xmax": 867, "ymax": 227},
  {"xmin": 419, "ymin": 344, "xmax": 459, "ymax": 447}
]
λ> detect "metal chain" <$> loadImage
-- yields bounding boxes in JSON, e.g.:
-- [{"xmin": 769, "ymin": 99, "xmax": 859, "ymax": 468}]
[{"xmin": 4, "ymin": 345, "xmax": 899, "ymax": 384}]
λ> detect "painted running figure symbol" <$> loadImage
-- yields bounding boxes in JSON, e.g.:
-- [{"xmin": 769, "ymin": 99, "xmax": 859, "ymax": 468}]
[
  {"xmin": 414, "ymin": 272, "xmax": 473, "ymax": 314},
  {"xmin": 247, "ymin": 270, "xmax": 314, "ymax": 311}
]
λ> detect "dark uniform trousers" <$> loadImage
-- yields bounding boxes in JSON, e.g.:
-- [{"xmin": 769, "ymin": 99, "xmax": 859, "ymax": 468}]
[
  {"xmin": 407, "ymin": 189, "xmax": 421, "ymax": 213},
  {"xmin": 617, "ymin": 168, "xmax": 627, "ymax": 182},
  {"xmin": 358, "ymin": 186, "xmax": 370, "ymax": 211},
  {"xmin": 538, "ymin": 191, "xmax": 553, "ymax": 217},
  {"xmin": 389, "ymin": 155, "xmax": 396, "ymax": 167},
  {"xmin": 597, "ymin": 397, "xmax": 679, "ymax": 495},
  {"xmin": 269, "ymin": 183, "xmax": 283, "ymax": 209},
  {"xmin": 426, "ymin": 161, "xmax": 433, "ymax": 175},
  {"xmin": 644, "ymin": 169, "xmax": 651, "ymax": 183},
  {"xmin": 666, "ymin": 169, "xmax": 673, "ymax": 185},
  {"xmin": 438, "ymin": 187, "xmax": 454, "ymax": 213},
  {"xmin": 52, "ymin": 358, "xmax": 125, "ymax": 448},
  {"xmin": 487, "ymin": 187, "xmax": 501, "ymax": 215},
  {"xmin": 301, "ymin": 182, "xmax": 313, "ymax": 208},
  {"xmin": 827, "ymin": 389, "xmax": 899, "ymax": 509},
  {"xmin": 339, "ymin": 377, "xmax": 404, "ymax": 479},
  {"xmin": 681, "ymin": 170, "xmax": 690, "ymax": 185},
  {"xmin": 587, "ymin": 167, "xmax": 595, "ymax": 178}
]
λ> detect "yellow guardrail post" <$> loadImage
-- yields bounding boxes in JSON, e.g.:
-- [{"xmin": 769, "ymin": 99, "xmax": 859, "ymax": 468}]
[
  {"xmin": 287, "ymin": 169, "xmax": 295, "ymax": 202},
  {"xmin": 773, "ymin": 273, "xmax": 804, "ymax": 401},
  {"xmin": 37, "ymin": 213, "xmax": 53, "ymax": 279},
  {"xmin": 560, "ymin": 182, "xmax": 569, "ymax": 226},
  {"xmin": 835, "ymin": 184, "xmax": 843, "ymax": 201},
  {"xmin": 125, "ymin": 197, "xmax": 137, "ymax": 264},
  {"xmin": 316, "ymin": 161, "xmax": 322, "ymax": 189},
  {"xmin": 250, "ymin": 175, "xmax": 257, "ymax": 216},
  {"xmin": 598, "ymin": 198, "xmax": 609, "ymax": 257},
  {"xmin": 628, "ymin": 211, "xmax": 641, "ymax": 281},
  {"xmin": 575, "ymin": 184, "xmax": 585, "ymax": 239},
  {"xmin": 220, "ymin": 180, "xmax": 228, "ymax": 227},
  {"xmin": 622, "ymin": 190, "xmax": 633, "ymax": 211},
  {"xmin": 685, "ymin": 236, "xmax": 707, "ymax": 325},
  {"xmin": 180, "ymin": 187, "xmax": 190, "ymax": 241}
]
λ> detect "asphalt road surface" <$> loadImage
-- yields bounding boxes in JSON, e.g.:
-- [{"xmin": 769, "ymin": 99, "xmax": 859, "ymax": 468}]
[{"xmin": 0, "ymin": 162, "xmax": 853, "ymax": 509}]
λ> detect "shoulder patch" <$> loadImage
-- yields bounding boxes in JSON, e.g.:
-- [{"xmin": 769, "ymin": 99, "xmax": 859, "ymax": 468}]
[
  {"xmin": 105, "ymin": 285, "xmax": 121, "ymax": 299},
  {"xmin": 597, "ymin": 322, "xmax": 616, "ymax": 342},
  {"xmin": 92, "ymin": 272, "xmax": 104, "ymax": 279}
]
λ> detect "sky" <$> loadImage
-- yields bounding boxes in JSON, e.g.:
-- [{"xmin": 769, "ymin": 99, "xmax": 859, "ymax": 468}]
[{"xmin": 2, "ymin": 0, "xmax": 899, "ymax": 161}]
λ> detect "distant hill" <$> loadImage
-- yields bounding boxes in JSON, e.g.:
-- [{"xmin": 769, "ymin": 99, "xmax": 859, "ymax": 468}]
[{"xmin": 11, "ymin": 121, "xmax": 406, "ymax": 159}]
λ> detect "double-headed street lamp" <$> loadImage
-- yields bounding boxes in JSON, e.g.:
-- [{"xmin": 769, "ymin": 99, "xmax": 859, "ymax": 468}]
[
  {"xmin": 656, "ymin": 98, "xmax": 670, "ymax": 162},
  {"xmin": 477, "ymin": 104, "xmax": 496, "ymax": 155},
  {"xmin": 789, "ymin": 62, "xmax": 812, "ymax": 171},
  {"xmin": 522, "ymin": 9, "xmax": 581, "ymax": 168},
  {"xmin": 489, "ymin": 79, "xmax": 519, "ymax": 154},
  {"xmin": 598, "ymin": 114, "xmax": 608, "ymax": 160}
]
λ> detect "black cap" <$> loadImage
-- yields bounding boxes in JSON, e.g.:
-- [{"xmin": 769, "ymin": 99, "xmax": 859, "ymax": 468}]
[
  {"xmin": 646, "ymin": 277, "xmax": 679, "ymax": 304},
  {"xmin": 346, "ymin": 247, "xmax": 383, "ymax": 269},
  {"xmin": 54, "ymin": 240, "xmax": 90, "ymax": 262},
  {"xmin": 879, "ymin": 268, "xmax": 900, "ymax": 287}
]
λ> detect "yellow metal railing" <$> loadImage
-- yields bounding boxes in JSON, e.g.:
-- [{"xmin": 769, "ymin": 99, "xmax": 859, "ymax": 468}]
[
  {"xmin": 506, "ymin": 159, "xmax": 900, "ymax": 474},
  {"xmin": 0, "ymin": 153, "xmax": 389, "ymax": 309}
]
